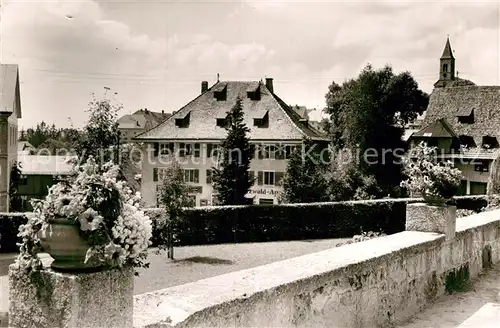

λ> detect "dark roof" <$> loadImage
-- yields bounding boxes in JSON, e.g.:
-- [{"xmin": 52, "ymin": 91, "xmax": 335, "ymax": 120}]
[
  {"xmin": 134, "ymin": 80, "xmax": 328, "ymax": 141},
  {"xmin": 118, "ymin": 109, "xmax": 171, "ymax": 130},
  {"xmin": 441, "ymin": 37, "xmax": 454, "ymax": 59},
  {"xmin": 422, "ymin": 85, "xmax": 500, "ymax": 146},
  {"xmin": 413, "ymin": 118, "xmax": 457, "ymax": 138},
  {"xmin": 0, "ymin": 64, "xmax": 21, "ymax": 118}
]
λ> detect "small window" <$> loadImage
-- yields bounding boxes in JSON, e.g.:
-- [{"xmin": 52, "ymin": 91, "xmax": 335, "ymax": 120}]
[
  {"xmin": 216, "ymin": 118, "xmax": 227, "ymax": 127},
  {"xmin": 214, "ymin": 85, "xmax": 227, "ymax": 101},
  {"xmin": 193, "ymin": 143, "xmax": 201, "ymax": 157},
  {"xmin": 263, "ymin": 171, "xmax": 275, "ymax": 186},
  {"xmin": 206, "ymin": 169, "xmax": 212, "ymax": 184},
  {"xmin": 206, "ymin": 143, "xmax": 220, "ymax": 158},
  {"xmin": 482, "ymin": 136, "xmax": 499, "ymax": 149},
  {"xmin": 175, "ymin": 112, "xmax": 190, "ymax": 128},
  {"xmin": 184, "ymin": 169, "xmax": 199, "ymax": 183},
  {"xmin": 159, "ymin": 143, "xmax": 174, "ymax": 155},
  {"xmin": 253, "ymin": 112, "xmax": 269, "ymax": 128},
  {"xmin": 247, "ymin": 85, "xmax": 261, "ymax": 101},
  {"xmin": 459, "ymin": 135, "xmax": 476, "ymax": 148},
  {"xmin": 259, "ymin": 198, "xmax": 274, "ymax": 205},
  {"xmin": 474, "ymin": 160, "xmax": 489, "ymax": 172},
  {"xmin": 443, "ymin": 63, "xmax": 448, "ymax": 72}
]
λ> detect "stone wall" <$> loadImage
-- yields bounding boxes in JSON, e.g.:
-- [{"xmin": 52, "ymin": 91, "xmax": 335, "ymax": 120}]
[{"xmin": 133, "ymin": 209, "xmax": 500, "ymax": 328}]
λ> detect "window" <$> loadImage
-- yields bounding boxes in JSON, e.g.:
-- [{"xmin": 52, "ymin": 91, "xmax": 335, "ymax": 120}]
[
  {"xmin": 207, "ymin": 144, "xmax": 220, "ymax": 158},
  {"xmin": 470, "ymin": 181, "xmax": 487, "ymax": 195},
  {"xmin": 458, "ymin": 110, "xmax": 474, "ymax": 124},
  {"xmin": 474, "ymin": 160, "xmax": 489, "ymax": 172},
  {"xmin": 443, "ymin": 63, "xmax": 448, "ymax": 72},
  {"xmin": 153, "ymin": 168, "xmax": 158, "ymax": 182},
  {"xmin": 259, "ymin": 198, "xmax": 274, "ymax": 205},
  {"xmin": 459, "ymin": 135, "xmax": 476, "ymax": 148},
  {"xmin": 184, "ymin": 169, "xmax": 199, "ymax": 183},
  {"xmin": 159, "ymin": 143, "xmax": 174, "ymax": 155},
  {"xmin": 214, "ymin": 85, "xmax": 227, "ymax": 101},
  {"xmin": 263, "ymin": 171, "xmax": 275, "ymax": 186},
  {"xmin": 249, "ymin": 171, "xmax": 255, "ymax": 185},
  {"xmin": 482, "ymin": 136, "xmax": 499, "ymax": 149},
  {"xmin": 193, "ymin": 143, "xmax": 201, "ymax": 157},
  {"xmin": 179, "ymin": 143, "xmax": 193, "ymax": 157},
  {"xmin": 253, "ymin": 112, "xmax": 269, "ymax": 127},
  {"xmin": 206, "ymin": 169, "xmax": 212, "ymax": 184},
  {"xmin": 247, "ymin": 85, "xmax": 261, "ymax": 101},
  {"xmin": 257, "ymin": 144, "xmax": 276, "ymax": 159},
  {"xmin": 175, "ymin": 112, "xmax": 190, "ymax": 128},
  {"xmin": 216, "ymin": 118, "xmax": 227, "ymax": 127}
]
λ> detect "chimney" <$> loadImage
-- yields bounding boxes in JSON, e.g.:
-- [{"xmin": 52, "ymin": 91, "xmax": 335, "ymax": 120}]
[
  {"xmin": 162, "ymin": 110, "xmax": 164, "ymax": 114},
  {"xmin": 144, "ymin": 108, "xmax": 148, "ymax": 113},
  {"xmin": 201, "ymin": 81, "xmax": 209, "ymax": 94},
  {"xmin": 265, "ymin": 78, "xmax": 274, "ymax": 93}
]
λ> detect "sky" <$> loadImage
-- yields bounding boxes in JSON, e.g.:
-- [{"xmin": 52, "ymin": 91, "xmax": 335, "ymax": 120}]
[{"xmin": 1, "ymin": 0, "xmax": 499, "ymax": 130}]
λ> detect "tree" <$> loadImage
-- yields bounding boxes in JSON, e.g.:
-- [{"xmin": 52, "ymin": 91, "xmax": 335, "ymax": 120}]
[
  {"xmin": 157, "ymin": 160, "xmax": 194, "ymax": 259},
  {"xmin": 76, "ymin": 94, "xmax": 121, "ymax": 165},
  {"xmin": 9, "ymin": 162, "xmax": 23, "ymax": 212},
  {"xmin": 212, "ymin": 97, "xmax": 255, "ymax": 205},
  {"xmin": 324, "ymin": 64, "xmax": 429, "ymax": 198},
  {"xmin": 280, "ymin": 137, "xmax": 329, "ymax": 203}
]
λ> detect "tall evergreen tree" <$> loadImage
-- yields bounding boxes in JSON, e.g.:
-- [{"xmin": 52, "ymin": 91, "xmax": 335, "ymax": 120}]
[{"xmin": 212, "ymin": 97, "xmax": 254, "ymax": 205}]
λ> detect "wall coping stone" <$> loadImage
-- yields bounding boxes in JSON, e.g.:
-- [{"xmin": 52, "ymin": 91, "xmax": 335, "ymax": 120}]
[{"xmin": 133, "ymin": 208, "xmax": 500, "ymax": 327}]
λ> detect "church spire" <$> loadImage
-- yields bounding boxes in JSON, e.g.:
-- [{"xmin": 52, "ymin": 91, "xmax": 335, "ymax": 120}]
[{"xmin": 441, "ymin": 37, "xmax": 454, "ymax": 59}]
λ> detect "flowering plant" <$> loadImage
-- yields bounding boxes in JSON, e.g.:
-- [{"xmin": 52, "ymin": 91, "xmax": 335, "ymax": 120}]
[
  {"xmin": 14, "ymin": 157, "xmax": 152, "ymax": 273},
  {"xmin": 400, "ymin": 142, "xmax": 462, "ymax": 201}
]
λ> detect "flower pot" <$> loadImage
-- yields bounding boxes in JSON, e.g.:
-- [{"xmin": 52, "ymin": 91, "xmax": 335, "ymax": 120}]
[{"xmin": 38, "ymin": 217, "xmax": 104, "ymax": 273}]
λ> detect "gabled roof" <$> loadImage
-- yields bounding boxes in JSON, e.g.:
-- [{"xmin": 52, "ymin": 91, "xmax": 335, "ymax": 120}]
[
  {"xmin": 0, "ymin": 64, "xmax": 21, "ymax": 118},
  {"xmin": 134, "ymin": 80, "xmax": 328, "ymax": 141},
  {"xmin": 412, "ymin": 118, "xmax": 457, "ymax": 138},
  {"xmin": 18, "ymin": 154, "xmax": 76, "ymax": 175},
  {"xmin": 423, "ymin": 85, "xmax": 500, "ymax": 146},
  {"xmin": 117, "ymin": 109, "xmax": 171, "ymax": 130}
]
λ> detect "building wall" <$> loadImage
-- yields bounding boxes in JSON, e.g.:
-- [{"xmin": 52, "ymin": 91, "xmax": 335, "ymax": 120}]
[
  {"xmin": 455, "ymin": 160, "xmax": 490, "ymax": 195},
  {"xmin": 0, "ymin": 113, "xmax": 11, "ymax": 211},
  {"xmin": 16, "ymin": 174, "xmax": 56, "ymax": 211},
  {"xmin": 141, "ymin": 141, "xmax": 301, "ymax": 207},
  {"xmin": 134, "ymin": 209, "xmax": 500, "ymax": 328},
  {"xmin": 119, "ymin": 128, "xmax": 145, "ymax": 143}
]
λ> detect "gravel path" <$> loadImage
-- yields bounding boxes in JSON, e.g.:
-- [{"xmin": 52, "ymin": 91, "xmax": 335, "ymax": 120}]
[
  {"xmin": 133, "ymin": 238, "xmax": 347, "ymax": 294},
  {"xmin": 399, "ymin": 265, "xmax": 500, "ymax": 327}
]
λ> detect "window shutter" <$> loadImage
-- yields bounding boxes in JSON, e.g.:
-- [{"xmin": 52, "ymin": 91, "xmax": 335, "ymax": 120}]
[
  {"xmin": 207, "ymin": 143, "xmax": 213, "ymax": 157},
  {"xmin": 153, "ymin": 143, "xmax": 159, "ymax": 157},
  {"xmin": 249, "ymin": 171, "xmax": 255, "ymax": 185},
  {"xmin": 206, "ymin": 169, "xmax": 212, "ymax": 184},
  {"xmin": 184, "ymin": 169, "xmax": 189, "ymax": 182},
  {"xmin": 153, "ymin": 168, "xmax": 158, "ymax": 182},
  {"xmin": 194, "ymin": 169, "xmax": 199, "ymax": 183},
  {"xmin": 275, "ymin": 172, "xmax": 284, "ymax": 186},
  {"xmin": 257, "ymin": 171, "xmax": 263, "ymax": 185}
]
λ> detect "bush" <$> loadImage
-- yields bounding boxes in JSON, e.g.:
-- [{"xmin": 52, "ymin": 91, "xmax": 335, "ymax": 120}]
[{"xmin": 0, "ymin": 195, "xmax": 492, "ymax": 252}]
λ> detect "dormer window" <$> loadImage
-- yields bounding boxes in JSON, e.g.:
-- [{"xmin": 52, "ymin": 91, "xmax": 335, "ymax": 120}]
[
  {"xmin": 459, "ymin": 135, "xmax": 476, "ymax": 148},
  {"xmin": 175, "ymin": 112, "xmax": 190, "ymax": 128},
  {"xmin": 247, "ymin": 84, "xmax": 261, "ymax": 101},
  {"xmin": 482, "ymin": 136, "xmax": 499, "ymax": 149},
  {"xmin": 457, "ymin": 108, "xmax": 474, "ymax": 124},
  {"xmin": 213, "ymin": 84, "xmax": 227, "ymax": 101},
  {"xmin": 253, "ymin": 111, "xmax": 269, "ymax": 128},
  {"xmin": 216, "ymin": 118, "xmax": 228, "ymax": 128}
]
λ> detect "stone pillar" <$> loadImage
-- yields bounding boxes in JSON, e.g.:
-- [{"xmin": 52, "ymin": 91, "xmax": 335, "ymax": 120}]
[
  {"xmin": 8, "ymin": 265, "xmax": 134, "ymax": 328},
  {"xmin": 0, "ymin": 112, "xmax": 11, "ymax": 212},
  {"xmin": 406, "ymin": 203, "xmax": 457, "ymax": 241}
]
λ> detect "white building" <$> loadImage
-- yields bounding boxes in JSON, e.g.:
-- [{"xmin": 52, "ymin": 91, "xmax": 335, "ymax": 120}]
[{"xmin": 134, "ymin": 78, "xmax": 328, "ymax": 207}]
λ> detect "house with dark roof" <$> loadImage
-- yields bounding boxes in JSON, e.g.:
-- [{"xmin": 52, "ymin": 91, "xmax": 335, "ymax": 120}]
[
  {"xmin": 0, "ymin": 64, "xmax": 22, "ymax": 212},
  {"xmin": 117, "ymin": 108, "xmax": 171, "ymax": 143},
  {"xmin": 134, "ymin": 78, "xmax": 328, "ymax": 207},
  {"xmin": 409, "ymin": 38, "xmax": 500, "ymax": 195}
]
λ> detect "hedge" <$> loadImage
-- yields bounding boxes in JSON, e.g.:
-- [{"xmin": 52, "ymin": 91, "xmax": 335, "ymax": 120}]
[{"xmin": 0, "ymin": 195, "xmax": 490, "ymax": 253}]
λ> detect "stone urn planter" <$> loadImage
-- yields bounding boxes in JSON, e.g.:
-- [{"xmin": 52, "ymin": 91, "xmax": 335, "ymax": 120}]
[{"xmin": 38, "ymin": 217, "xmax": 104, "ymax": 273}]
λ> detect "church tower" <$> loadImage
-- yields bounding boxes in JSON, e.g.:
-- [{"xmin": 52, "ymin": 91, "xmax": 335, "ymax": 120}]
[{"xmin": 434, "ymin": 37, "xmax": 456, "ymax": 88}]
